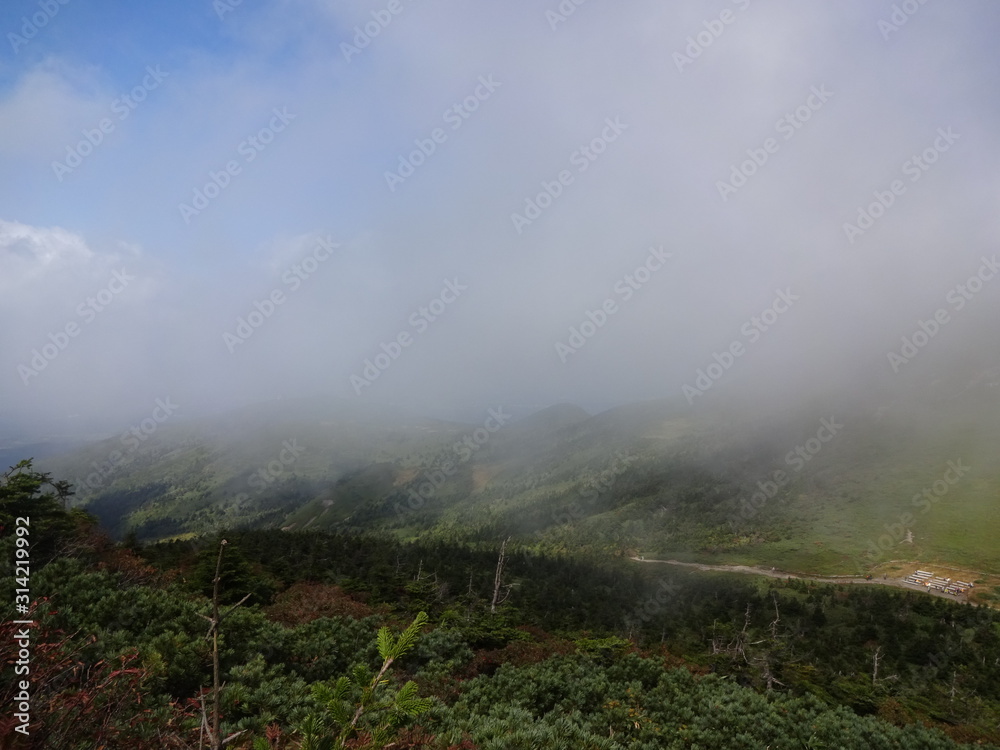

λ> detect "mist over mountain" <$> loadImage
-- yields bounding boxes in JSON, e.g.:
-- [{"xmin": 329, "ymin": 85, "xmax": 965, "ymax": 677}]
[
  {"xmin": 31, "ymin": 368, "xmax": 999, "ymax": 583},
  {"xmin": 2, "ymin": 0, "xmax": 999, "ymax": 443},
  {"xmin": 3, "ymin": 3, "xmax": 1000, "ymax": 745}
]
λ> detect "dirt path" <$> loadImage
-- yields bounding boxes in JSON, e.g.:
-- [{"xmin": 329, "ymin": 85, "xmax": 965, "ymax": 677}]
[{"xmin": 630, "ymin": 557, "xmax": 976, "ymax": 604}]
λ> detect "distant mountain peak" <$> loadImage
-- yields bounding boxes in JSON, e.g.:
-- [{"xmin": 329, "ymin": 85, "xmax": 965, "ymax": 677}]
[{"xmin": 512, "ymin": 403, "xmax": 591, "ymax": 431}]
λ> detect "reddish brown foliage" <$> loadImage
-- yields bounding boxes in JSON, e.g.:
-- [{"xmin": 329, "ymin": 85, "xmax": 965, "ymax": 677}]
[
  {"xmin": 96, "ymin": 546, "xmax": 160, "ymax": 586},
  {"xmin": 876, "ymin": 697, "xmax": 913, "ymax": 727},
  {"xmin": 0, "ymin": 607, "xmax": 197, "ymax": 750},
  {"xmin": 55, "ymin": 519, "xmax": 159, "ymax": 588},
  {"xmin": 263, "ymin": 582, "xmax": 382, "ymax": 626},
  {"xmin": 636, "ymin": 643, "xmax": 707, "ymax": 675},
  {"xmin": 388, "ymin": 727, "xmax": 478, "ymax": 749},
  {"xmin": 461, "ymin": 636, "xmax": 576, "ymax": 680}
]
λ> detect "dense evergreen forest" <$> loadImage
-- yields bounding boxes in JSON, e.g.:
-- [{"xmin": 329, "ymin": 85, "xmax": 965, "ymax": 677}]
[{"xmin": 3, "ymin": 460, "xmax": 1000, "ymax": 748}]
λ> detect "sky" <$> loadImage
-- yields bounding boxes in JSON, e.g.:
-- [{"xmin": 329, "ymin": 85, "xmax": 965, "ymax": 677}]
[{"xmin": 1, "ymin": 0, "xmax": 999, "ymax": 435}]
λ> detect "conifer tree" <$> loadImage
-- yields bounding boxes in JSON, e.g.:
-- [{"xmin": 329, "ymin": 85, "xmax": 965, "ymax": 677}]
[{"xmin": 294, "ymin": 611, "xmax": 433, "ymax": 749}]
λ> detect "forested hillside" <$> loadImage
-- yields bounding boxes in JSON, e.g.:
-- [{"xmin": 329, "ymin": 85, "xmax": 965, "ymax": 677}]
[
  {"xmin": 3, "ymin": 460, "xmax": 999, "ymax": 748},
  {"xmin": 40, "ymin": 388, "xmax": 1000, "ymax": 578}
]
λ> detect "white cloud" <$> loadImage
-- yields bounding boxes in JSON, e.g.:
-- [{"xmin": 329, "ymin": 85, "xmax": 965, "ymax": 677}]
[
  {"xmin": 0, "ymin": 218, "xmax": 94, "ymax": 291},
  {"xmin": 1, "ymin": 0, "xmax": 999, "ymax": 429},
  {"xmin": 0, "ymin": 58, "xmax": 107, "ymax": 159}
]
